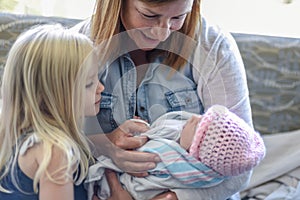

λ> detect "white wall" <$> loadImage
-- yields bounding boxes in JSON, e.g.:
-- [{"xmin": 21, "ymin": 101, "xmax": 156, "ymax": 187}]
[
  {"xmin": 202, "ymin": 0, "xmax": 300, "ymax": 38},
  {"xmin": 14, "ymin": 0, "xmax": 96, "ymax": 19},
  {"xmin": 7, "ymin": 0, "xmax": 300, "ymax": 38}
]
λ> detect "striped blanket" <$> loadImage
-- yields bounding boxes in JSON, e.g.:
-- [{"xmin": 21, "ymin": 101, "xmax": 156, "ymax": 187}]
[{"xmin": 85, "ymin": 111, "xmax": 226, "ymax": 200}]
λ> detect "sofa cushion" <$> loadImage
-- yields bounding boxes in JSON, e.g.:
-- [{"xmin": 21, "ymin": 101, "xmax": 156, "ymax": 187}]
[
  {"xmin": 233, "ymin": 33, "xmax": 300, "ymax": 134},
  {"xmin": 0, "ymin": 12, "xmax": 81, "ymax": 84}
]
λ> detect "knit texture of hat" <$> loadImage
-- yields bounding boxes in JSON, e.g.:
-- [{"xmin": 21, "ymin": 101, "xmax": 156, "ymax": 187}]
[{"xmin": 189, "ymin": 105, "xmax": 266, "ymax": 177}]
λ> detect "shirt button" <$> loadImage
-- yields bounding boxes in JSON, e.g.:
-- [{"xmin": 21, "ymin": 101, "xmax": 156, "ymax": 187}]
[
  {"xmin": 185, "ymin": 97, "xmax": 192, "ymax": 104},
  {"xmin": 140, "ymin": 106, "xmax": 145, "ymax": 112}
]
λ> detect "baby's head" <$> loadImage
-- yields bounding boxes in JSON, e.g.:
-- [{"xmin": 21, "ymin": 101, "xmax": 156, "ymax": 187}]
[{"xmin": 189, "ymin": 105, "xmax": 266, "ymax": 176}]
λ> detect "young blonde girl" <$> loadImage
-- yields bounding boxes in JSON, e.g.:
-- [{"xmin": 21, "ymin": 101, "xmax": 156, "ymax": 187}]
[{"xmin": 0, "ymin": 24, "xmax": 104, "ymax": 200}]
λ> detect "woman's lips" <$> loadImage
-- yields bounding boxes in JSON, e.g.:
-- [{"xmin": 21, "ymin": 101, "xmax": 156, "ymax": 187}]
[{"xmin": 140, "ymin": 30, "xmax": 159, "ymax": 43}]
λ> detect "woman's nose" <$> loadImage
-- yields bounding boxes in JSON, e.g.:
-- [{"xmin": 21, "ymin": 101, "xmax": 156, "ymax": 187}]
[{"xmin": 151, "ymin": 21, "xmax": 171, "ymax": 41}]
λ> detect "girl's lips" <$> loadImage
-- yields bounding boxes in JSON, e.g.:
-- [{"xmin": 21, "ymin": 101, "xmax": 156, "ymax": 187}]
[{"xmin": 95, "ymin": 98, "xmax": 101, "ymax": 105}]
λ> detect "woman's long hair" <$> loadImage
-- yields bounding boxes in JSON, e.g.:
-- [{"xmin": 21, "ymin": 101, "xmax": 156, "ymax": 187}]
[{"xmin": 91, "ymin": 0, "xmax": 201, "ymax": 70}]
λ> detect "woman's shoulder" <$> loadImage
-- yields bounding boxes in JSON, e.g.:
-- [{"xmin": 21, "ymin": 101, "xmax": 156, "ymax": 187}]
[
  {"xmin": 192, "ymin": 17, "xmax": 246, "ymax": 87},
  {"xmin": 199, "ymin": 16, "xmax": 237, "ymax": 51},
  {"xmin": 194, "ymin": 16, "xmax": 242, "ymax": 69}
]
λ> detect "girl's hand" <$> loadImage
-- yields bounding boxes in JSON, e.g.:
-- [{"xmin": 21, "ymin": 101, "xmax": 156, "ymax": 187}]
[
  {"xmin": 151, "ymin": 191, "xmax": 178, "ymax": 200},
  {"xmin": 106, "ymin": 169, "xmax": 133, "ymax": 200},
  {"xmin": 92, "ymin": 195, "xmax": 101, "ymax": 200}
]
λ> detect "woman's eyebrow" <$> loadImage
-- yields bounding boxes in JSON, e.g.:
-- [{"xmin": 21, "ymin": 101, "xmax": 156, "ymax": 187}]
[{"xmin": 139, "ymin": 7, "xmax": 191, "ymax": 17}]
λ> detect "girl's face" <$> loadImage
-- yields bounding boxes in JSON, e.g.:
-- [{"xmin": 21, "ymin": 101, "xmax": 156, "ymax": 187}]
[
  {"xmin": 121, "ymin": 0, "xmax": 193, "ymax": 50},
  {"xmin": 84, "ymin": 67, "xmax": 104, "ymax": 116}
]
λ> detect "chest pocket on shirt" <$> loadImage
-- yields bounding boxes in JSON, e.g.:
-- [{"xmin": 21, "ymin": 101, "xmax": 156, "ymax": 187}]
[
  {"xmin": 97, "ymin": 92, "xmax": 118, "ymax": 133},
  {"xmin": 165, "ymin": 87, "xmax": 202, "ymax": 114}
]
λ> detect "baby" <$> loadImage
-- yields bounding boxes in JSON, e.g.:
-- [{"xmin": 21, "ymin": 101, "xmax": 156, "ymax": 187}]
[{"xmin": 87, "ymin": 105, "xmax": 266, "ymax": 200}]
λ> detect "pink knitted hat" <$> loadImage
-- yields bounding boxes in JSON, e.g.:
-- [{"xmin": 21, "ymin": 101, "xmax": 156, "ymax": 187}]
[{"xmin": 189, "ymin": 105, "xmax": 266, "ymax": 176}]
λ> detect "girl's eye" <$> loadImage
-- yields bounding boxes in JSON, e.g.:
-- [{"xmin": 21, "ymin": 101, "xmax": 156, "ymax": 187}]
[{"xmin": 85, "ymin": 82, "xmax": 94, "ymax": 88}]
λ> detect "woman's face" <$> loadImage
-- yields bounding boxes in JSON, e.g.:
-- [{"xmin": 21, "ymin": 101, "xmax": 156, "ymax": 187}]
[{"xmin": 121, "ymin": 0, "xmax": 193, "ymax": 50}]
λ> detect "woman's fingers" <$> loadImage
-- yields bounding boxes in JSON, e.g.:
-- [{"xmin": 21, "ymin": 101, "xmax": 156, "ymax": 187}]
[
  {"xmin": 106, "ymin": 131, "xmax": 148, "ymax": 149},
  {"xmin": 117, "ymin": 135, "xmax": 148, "ymax": 149},
  {"xmin": 120, "ymin": 119, "xmax": 149, "ymax": 134},
  {"xmin": 112, "ymin": 148, "xmax": 160, "ymax": 173},
  {"xmin": 127, "ymin": 171, "xmax": 149, "ymax": 177},
  {"xmin": 106, "ymin": 120, "xmax": 149, "ymax": 149},
  {"xmin": 104, "ymin": 119, "xmax": 161, "ymax": 173}
]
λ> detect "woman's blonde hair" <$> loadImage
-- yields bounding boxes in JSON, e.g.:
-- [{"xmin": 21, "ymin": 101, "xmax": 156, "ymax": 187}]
[
  {"xmin": 0, "ymin": 24, "xmax": 94, "ymax": 192},
  {"xmin": 92, "ymin": 0, "xmax": 201, "ymax": 70}
]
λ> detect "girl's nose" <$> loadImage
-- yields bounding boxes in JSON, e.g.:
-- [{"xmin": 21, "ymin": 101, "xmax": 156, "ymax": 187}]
[{"xmin": 96, "ymin": 81, "xmax": 104, "ymax": 93}]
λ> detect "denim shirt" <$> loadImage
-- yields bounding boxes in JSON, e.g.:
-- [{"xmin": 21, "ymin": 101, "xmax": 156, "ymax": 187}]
[{"xmin": 97, "ymin": 54, "xmax": 203, "ymax": 133}]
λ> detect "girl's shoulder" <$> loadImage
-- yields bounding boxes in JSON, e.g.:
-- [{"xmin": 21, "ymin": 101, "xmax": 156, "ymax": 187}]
[
  {"xmin": 18, "ymin": 133, "xmax": 42, "ymax": 179},
  {"xmin": 18, "ymin": 133, "xmax": 71, "ymax": 180}
]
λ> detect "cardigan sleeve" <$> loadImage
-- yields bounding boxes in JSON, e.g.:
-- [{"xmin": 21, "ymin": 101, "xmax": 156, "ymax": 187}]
[{"xmin": 188, "ymin": 17, "xmax": 253, "ymax": 199}]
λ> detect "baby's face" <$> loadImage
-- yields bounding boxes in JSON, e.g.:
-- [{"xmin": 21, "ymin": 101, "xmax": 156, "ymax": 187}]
[{"xmin": 180, "ymin": 115, "xmax": 201, "ymax": 150}]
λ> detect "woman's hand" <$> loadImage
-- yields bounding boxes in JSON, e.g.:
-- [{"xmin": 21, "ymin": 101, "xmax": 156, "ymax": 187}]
[
  {"xmin": 88, "ymin": 119, "xmax": 160, "ymax": 175},
  {"xmin": 106, "ymin": 169, "xmax": 133, "ymax": 200},
  {"xmin": 106, "ymin": 119, "xmax": 149, "ymax": 149},
  {"xmin": 105, "ymin": 119, "xmax": 161, "ymax": 175}
]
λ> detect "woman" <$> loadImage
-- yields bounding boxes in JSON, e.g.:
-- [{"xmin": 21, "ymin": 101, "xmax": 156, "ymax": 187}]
[{"xmin": 74, "ymin": 0, "xmax": 253, "ymax": 199}]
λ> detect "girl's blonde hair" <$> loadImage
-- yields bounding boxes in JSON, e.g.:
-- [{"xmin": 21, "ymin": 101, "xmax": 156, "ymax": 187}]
[
  {"xmin": 92, "ymin": 0, "xmax": 201, "ymax": 70},
  {"xmin": 0, "ymin": 24, "xmax": 94, "ymax": 192}
]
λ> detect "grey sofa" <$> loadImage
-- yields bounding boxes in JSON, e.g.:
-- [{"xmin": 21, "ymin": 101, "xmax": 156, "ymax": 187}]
[{"xmin": 1, "ymin": 12, "xmax": 300, "ymax": 199}]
